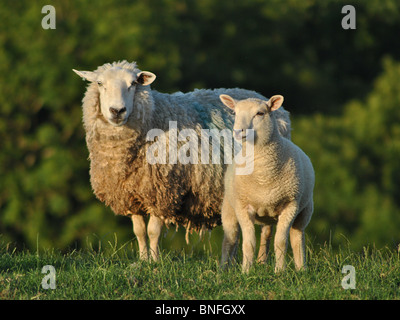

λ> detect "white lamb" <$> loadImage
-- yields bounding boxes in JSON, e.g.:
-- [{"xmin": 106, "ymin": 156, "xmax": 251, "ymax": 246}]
[{"xmin": 219, "ymin": 94, "xmax": 315, "ymax": 273}]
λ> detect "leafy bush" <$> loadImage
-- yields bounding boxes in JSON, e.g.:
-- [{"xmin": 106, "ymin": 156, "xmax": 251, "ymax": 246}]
[{"xmin": 1, "ymin": 0, "xmax": 400, "ymax": 251}]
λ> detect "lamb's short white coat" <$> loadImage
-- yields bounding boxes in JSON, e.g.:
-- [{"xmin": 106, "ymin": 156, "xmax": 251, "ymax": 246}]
[{"xmin": 219, "ymin": 95, "xmax": 315, "ymax": 273}]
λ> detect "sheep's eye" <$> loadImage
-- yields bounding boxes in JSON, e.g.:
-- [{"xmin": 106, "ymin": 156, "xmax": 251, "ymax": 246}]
[
  {"xmin": 256, "ymin": 112, "xmax": 265, "ymax": 116},
  {"xmin": 97, "ymin": 81, "xmax": 103, "ymax": 87},
  {"xmin": 129, "ymin": 81, "xmax": 137, "ymax": 89}
]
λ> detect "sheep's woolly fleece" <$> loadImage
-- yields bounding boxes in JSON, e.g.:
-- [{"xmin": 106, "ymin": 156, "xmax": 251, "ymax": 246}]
[{"xmin": 78, "ymin": 60, "xmax": 292, "ymax": 233}]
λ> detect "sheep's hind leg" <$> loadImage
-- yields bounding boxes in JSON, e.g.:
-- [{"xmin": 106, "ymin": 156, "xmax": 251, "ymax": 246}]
[
  {"xmin": 148, "ymin": 215, "xmax": 163, "ymax": 262},
  {"xmin": 257, "ymin": 225, "xmax": 273, "ymax": 264},
  {"xmin": 289, "ymin": 226, "xmax": 306, "ymax": 271},
  {"xmin": 290, "ymin": 202, "xmax": 313, "ymax": 271},
  {"xmin": 274, "ymin": 203, "xmax": 298, "ymax": 273},
  {"xmin": 131, "ymin": 214, "xmax": 148, "ymax": 260}
]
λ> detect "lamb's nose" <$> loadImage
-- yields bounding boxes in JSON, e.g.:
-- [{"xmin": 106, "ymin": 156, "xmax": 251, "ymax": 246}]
[{"xmin": 109, "ymin": 107, "xmax": 126, "ymax": 116}]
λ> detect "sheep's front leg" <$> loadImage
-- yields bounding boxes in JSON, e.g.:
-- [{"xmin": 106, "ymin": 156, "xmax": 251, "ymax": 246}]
[
  {"xmin": 236, "ymin": 205, "xmax": 256, "ymax": 273},
  {"xmin": 221, "ymin": 200, "xmax": 239, "ymax": 268},
  {"xmin": 257, "ymin": 225, "xmax": 273, "ymax": 264},
  {"xmin": 131, "ymin": 214, "xmax": 148, "ymax": 260},
  {"xmin": 274, "ymin": 203, "xmax": 298, "ymax": 273},
  {"xmin": 147, "ymin": 215, "xmax": 163, "ymax": 262}
]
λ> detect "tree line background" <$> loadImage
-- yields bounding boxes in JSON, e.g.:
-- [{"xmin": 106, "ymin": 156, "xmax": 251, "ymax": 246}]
[{"xmin": 1, "ymin": 0, "xmax": 400, "ymax": 253}]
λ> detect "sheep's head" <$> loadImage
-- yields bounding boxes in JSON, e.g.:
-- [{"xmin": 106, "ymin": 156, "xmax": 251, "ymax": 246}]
[
  {"xmin": 73, "ymin": 63, "xmax": 156, "ymax": 127},
  {"xmin": 220, "ymin": 94, "xmax": 284, "ymax": 143}
]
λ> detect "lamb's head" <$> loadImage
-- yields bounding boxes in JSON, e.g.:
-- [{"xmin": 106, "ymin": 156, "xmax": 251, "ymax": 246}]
[
  {"xmin": 220, "ymin": 94, "xmax": 284, "ymax": 144},
  {"xmin": 73, "ymin": 62, "xmax": 156, "ymax": 127}
]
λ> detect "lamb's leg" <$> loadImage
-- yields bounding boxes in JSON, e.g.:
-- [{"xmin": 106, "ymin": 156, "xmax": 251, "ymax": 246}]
[
  {"xmin": 236, "ymin": 206, "xmax": 256, "ymax": 273},
  {"xmin": 221, "ymin": 200, "xmax": 239, "ymax": 268},
  {"xmin": 257, "ymin": 225, "xmax": 273, "ymax": 264},
  {"xmin": 290, "ymin": 202, "xmax": 313, "ymax": 271},
  {"xmin": 131, "ymin": 214, "xmax": 148, "ymax": 260},
  {"xmin": 274, "ymin": 204, "xmax": 298, "ymax": 273},
  {"xmin": 289, "ymin": 227, "xmax": 306, "ymax": 271},
  {"xmin": 147, "ymin": 215, "xmax": 163, "ymax": 262}
]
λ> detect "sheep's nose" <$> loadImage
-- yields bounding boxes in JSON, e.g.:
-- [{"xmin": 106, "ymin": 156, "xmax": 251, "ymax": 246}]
[{"xmin": 109, "ymin": 107, "xmax": 126, "ymax": 116}]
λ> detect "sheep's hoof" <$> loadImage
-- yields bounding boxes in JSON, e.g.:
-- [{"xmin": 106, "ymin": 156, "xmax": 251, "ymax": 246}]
[
  {"xmin": 220, "ymin": 261, "xmax": 230, "ymax": 271},
  {"xmin": 257, "ymin": 254, "xmax": 268, "ymax": 265},
  {"xmin": 274, "ymin": 265, "xmax": 286, "ymax": 274},
  {"xmin": 242, "ymin": 264, "xmax": 251, "ymax": 274},
  {"xmin": 129, "ymin": 262, "xmax": 142, "ymax": 269}
]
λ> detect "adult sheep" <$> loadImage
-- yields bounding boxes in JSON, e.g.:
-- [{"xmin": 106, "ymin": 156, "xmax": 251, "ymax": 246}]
[{"xmin": 73, "ymin": 60, "xmax": 291, "ymax": 261}]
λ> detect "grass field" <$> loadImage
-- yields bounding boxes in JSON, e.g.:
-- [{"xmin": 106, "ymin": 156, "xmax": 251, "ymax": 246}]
[{"xmin": 1, "ymin": 237, "xmax": 400, "ymax": 301}]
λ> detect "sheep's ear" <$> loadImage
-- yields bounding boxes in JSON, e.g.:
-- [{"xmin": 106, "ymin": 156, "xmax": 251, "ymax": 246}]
[
  {"xmin": 136, "ymin": 71, "xmax": 156, "ymax": 86},
  {"xmin": 267, "ymin": 95, "xmax": 284, "ymax": 111},
  {"xmin": 220, "ymin": 94, "xmax": 237, "ymax": 111},
  {"xmin": 72, "ymin": 69, "xmax": 97, "ymax": 82}
]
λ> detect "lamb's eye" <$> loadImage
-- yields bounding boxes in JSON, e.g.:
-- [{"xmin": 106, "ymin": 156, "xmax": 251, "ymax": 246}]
[
  {"xmin": 97, "ymin": 81, "xmax": 103, "ymax": 87},
  {"xmin": 256, "ymin": 112, "xmax": 265, "ymax": 116}
]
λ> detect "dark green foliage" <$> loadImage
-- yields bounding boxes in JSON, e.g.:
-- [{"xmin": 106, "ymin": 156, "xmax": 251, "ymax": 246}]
[
  {"xmin": 1, "ymin": 0, "xmax": 400, "ymax": 251},
  {"xmin": 293, "ymin": 57, "xmax": 400, "ymax": 249}
]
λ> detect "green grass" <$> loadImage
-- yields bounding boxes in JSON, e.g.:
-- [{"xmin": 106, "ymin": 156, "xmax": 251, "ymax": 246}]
[{"xmin": 1, "ymin": 240, "xmax": 400, "ymax": 300}]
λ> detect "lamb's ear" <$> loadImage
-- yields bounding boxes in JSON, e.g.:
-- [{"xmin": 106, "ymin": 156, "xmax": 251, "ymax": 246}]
[
  {"xmin": 267, "ymin": 95, "xmax": 284, "ymax": 111},
  {"xmin": 72, "ymin": 69, "xmax": 97, "ymax": 82},
  {"xmin": 136, "ymin": 71, "xmax": 156, "ymax": 86},
  {"xmin": 220, "ymin": 94, "xmax": 237, "ymax": 111}
]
